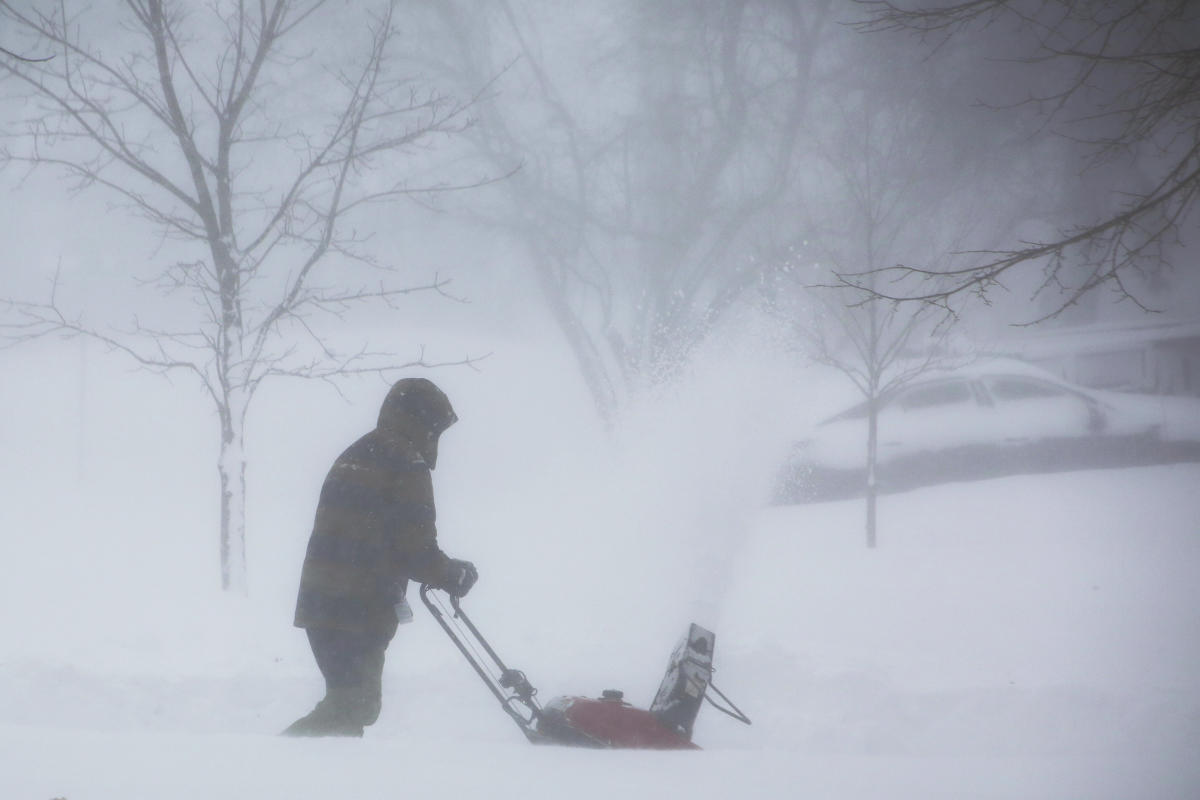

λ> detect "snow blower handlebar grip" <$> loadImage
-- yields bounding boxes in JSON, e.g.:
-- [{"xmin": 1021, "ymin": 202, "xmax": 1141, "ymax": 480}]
[{"xmin": 499, "ymin": 669, "xmax": 537, "ymax": 702}]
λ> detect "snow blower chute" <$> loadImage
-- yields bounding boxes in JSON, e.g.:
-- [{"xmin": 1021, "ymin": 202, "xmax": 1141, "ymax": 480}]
[{"xmin": 419, "ymin": 584, "xmax": 750, "ymax": 749}]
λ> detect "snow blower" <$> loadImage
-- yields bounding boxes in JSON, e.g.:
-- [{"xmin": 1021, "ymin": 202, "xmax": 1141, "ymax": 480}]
[{"xmin": 419, "ymin": 584, "xmax": 751, "ymax": 749}]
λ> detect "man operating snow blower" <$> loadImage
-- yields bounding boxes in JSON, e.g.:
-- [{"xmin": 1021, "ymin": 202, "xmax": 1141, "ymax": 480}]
[{"xmin": 283, "ymin": 378, "xmax": 478, "ymax": 737}]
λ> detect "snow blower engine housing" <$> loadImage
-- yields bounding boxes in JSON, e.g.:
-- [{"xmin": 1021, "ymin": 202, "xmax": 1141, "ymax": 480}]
[{"xmin": 420, "ymin": 584, "xmax": 750, "ymax": 749}]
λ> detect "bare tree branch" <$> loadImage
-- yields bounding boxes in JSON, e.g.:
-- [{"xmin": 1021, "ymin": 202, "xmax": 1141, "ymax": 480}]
[
  {"xmin": 849, "ymin": 0, "xmax": 1200, "ymax": 319},
  {"xmin": 1, "ymin": 43, "xmax": 52, "ymax": 62},
  {"xmin": 420, "ymin": 0, "xmax": 836, "ymax": 423}
]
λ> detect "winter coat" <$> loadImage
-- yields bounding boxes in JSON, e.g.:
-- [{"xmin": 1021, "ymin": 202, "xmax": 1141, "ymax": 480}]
[{"xmin": 293, "ymin": 398, "xmax": 455, "ymax": 638}]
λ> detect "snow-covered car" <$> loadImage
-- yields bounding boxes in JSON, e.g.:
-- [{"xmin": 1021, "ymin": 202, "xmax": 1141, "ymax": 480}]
[{"xmin": 776, "ymin": 358, "xmax": 1200, "ymax": 501}]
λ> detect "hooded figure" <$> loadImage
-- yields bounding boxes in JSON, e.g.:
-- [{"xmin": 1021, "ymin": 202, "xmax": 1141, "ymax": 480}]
[{"xmin": 284, "ymin": 378, "xmax": 477, "ymax": 737}]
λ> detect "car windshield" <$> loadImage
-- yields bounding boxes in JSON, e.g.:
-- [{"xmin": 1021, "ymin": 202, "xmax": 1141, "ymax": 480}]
[
  {"xmin": 986, "ymin": 377, "xmax": 1072, "ymax": 401},
  {"xmin": 897, "ymin": 380, "xmax": 973, "ymax": 410}
]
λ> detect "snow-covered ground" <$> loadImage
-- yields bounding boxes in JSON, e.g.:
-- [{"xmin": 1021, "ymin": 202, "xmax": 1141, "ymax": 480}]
[
  {"xmin": 3, "ymin": 470, "xmax": 1198, "ymax": 797},
  {"xmin": 2, "ymin": 339, "xmax": 1198, "ymax": 799}
]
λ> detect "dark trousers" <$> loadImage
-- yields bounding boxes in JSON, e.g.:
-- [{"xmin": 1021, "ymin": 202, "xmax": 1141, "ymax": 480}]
[
  {"xmin": 290, "ymin": 628, "xmax": 392, "ymax": 732},
  {"xmin": 308, "ymin": 628, "xmax": 389, "ymax": 690}
]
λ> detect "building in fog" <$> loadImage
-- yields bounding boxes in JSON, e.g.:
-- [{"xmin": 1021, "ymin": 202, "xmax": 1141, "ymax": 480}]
[{"xmin": 1000, "ymin": 319, "xmax": 1200, "ymax": 396}]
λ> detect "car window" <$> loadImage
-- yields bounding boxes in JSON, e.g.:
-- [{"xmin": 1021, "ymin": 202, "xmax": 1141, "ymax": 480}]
[
  {"xmin": 826, "ymin": 402, "xmax": 869, "ymax": 422},
  {"xmin": 986, "ymin": 377, "xmax": 1072, "ymax": 401},
  {"xmin": 897, "ymin": 381, "xmax": 973, "ymax": 410}
]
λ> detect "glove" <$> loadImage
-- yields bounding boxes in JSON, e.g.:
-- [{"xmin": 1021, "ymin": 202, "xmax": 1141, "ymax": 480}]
[{"xmin": 443, "ymin": 559, "xmax": 478, "ymax": 598}]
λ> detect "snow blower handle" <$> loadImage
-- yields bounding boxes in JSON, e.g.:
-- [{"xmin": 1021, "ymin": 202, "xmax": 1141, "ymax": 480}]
[{"xmin": 419, "ymin": 583, "xmax": 544, "ymax": 743}]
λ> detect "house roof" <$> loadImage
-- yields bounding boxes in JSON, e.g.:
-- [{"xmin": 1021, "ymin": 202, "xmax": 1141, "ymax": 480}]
[{"xmin": 994, "ymin": 318, "xmax": 1200, "ymax": 359}]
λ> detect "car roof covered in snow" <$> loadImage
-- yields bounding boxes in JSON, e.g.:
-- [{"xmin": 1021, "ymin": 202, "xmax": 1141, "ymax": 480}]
[
  {"xmin": 917, "ymin": 357, "xmax": 1067, "ymax": 384},
  {"xmin": 819, "ymin": 357, "xmax": 1080, "ymax": 424}
]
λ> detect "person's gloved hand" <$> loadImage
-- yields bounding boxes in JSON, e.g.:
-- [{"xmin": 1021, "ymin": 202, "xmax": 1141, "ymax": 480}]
[{"xmin": 444, "ymin": 559, "xmax": 478, "ymax": 598}]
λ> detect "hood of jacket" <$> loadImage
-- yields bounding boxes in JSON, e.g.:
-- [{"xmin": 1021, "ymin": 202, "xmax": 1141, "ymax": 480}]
[{"xmin": 376, "ymin": 378, "xmax": 457, "ymax": 468}]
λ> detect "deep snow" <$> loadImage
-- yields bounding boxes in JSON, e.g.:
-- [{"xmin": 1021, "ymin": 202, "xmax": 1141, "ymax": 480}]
[
  {"xmin": 2, "ymin": 337, "xmax": 1199, "ymax": 799},
  {"xmin": 3, "ymin": 467, "xmax": 1199, "ymax": 797}
]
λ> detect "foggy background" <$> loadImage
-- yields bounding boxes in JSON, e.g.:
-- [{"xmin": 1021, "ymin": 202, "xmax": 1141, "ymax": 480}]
[{"xmin": 2, "ymin": 1, "xmax": 1198, "ymax": 798}]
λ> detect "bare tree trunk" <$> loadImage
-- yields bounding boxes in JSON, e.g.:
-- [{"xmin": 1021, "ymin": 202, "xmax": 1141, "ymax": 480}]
[
  {"xmin": 865, "ymin": 245, "xmax": 881, "ymax": 550},
  {"xmin": 218, "ymin": 438, "xmax": 248, "ymax": 593},
  {"xmin": 866, "ymin": 395, "xmax": 879, "ymax": 549},
  {"xmin": 217, "ymin": 392, "xmax": 249, "ymax": 593},
  {"xmin": 529, "ymin": 246, "xmax": 619, "ymax": 428}
]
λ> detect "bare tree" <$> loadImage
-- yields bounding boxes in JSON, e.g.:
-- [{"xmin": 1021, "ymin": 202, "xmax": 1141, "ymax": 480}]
[
  {"xmin": 799, "ymin": 290, "xmax": 947, "ymax": 547},
  {"xmin": 0, "ymin": 1, "xmax": 483, "ymax": 592},
  {"xmin": 413, "ymin": 0, "xmax": 834, "ymax": 425},
  {"xmin": 847, "ymin": 0, "xmax": 1200, "ymax": 321},
  {"xmin": 777, "ymin": 49, "xmax": 978, "ymax": 547}
]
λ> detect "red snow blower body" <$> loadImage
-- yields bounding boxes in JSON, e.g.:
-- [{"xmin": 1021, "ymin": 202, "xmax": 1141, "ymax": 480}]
[{"xmin": 419, "ymin": 584, "xmax": 750, "ymax": 749}]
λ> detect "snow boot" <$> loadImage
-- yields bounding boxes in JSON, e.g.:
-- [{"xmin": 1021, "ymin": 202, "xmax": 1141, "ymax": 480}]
[{"xmin": 281, "ymin": 687, "xmax": 370, "ymax": 737}]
